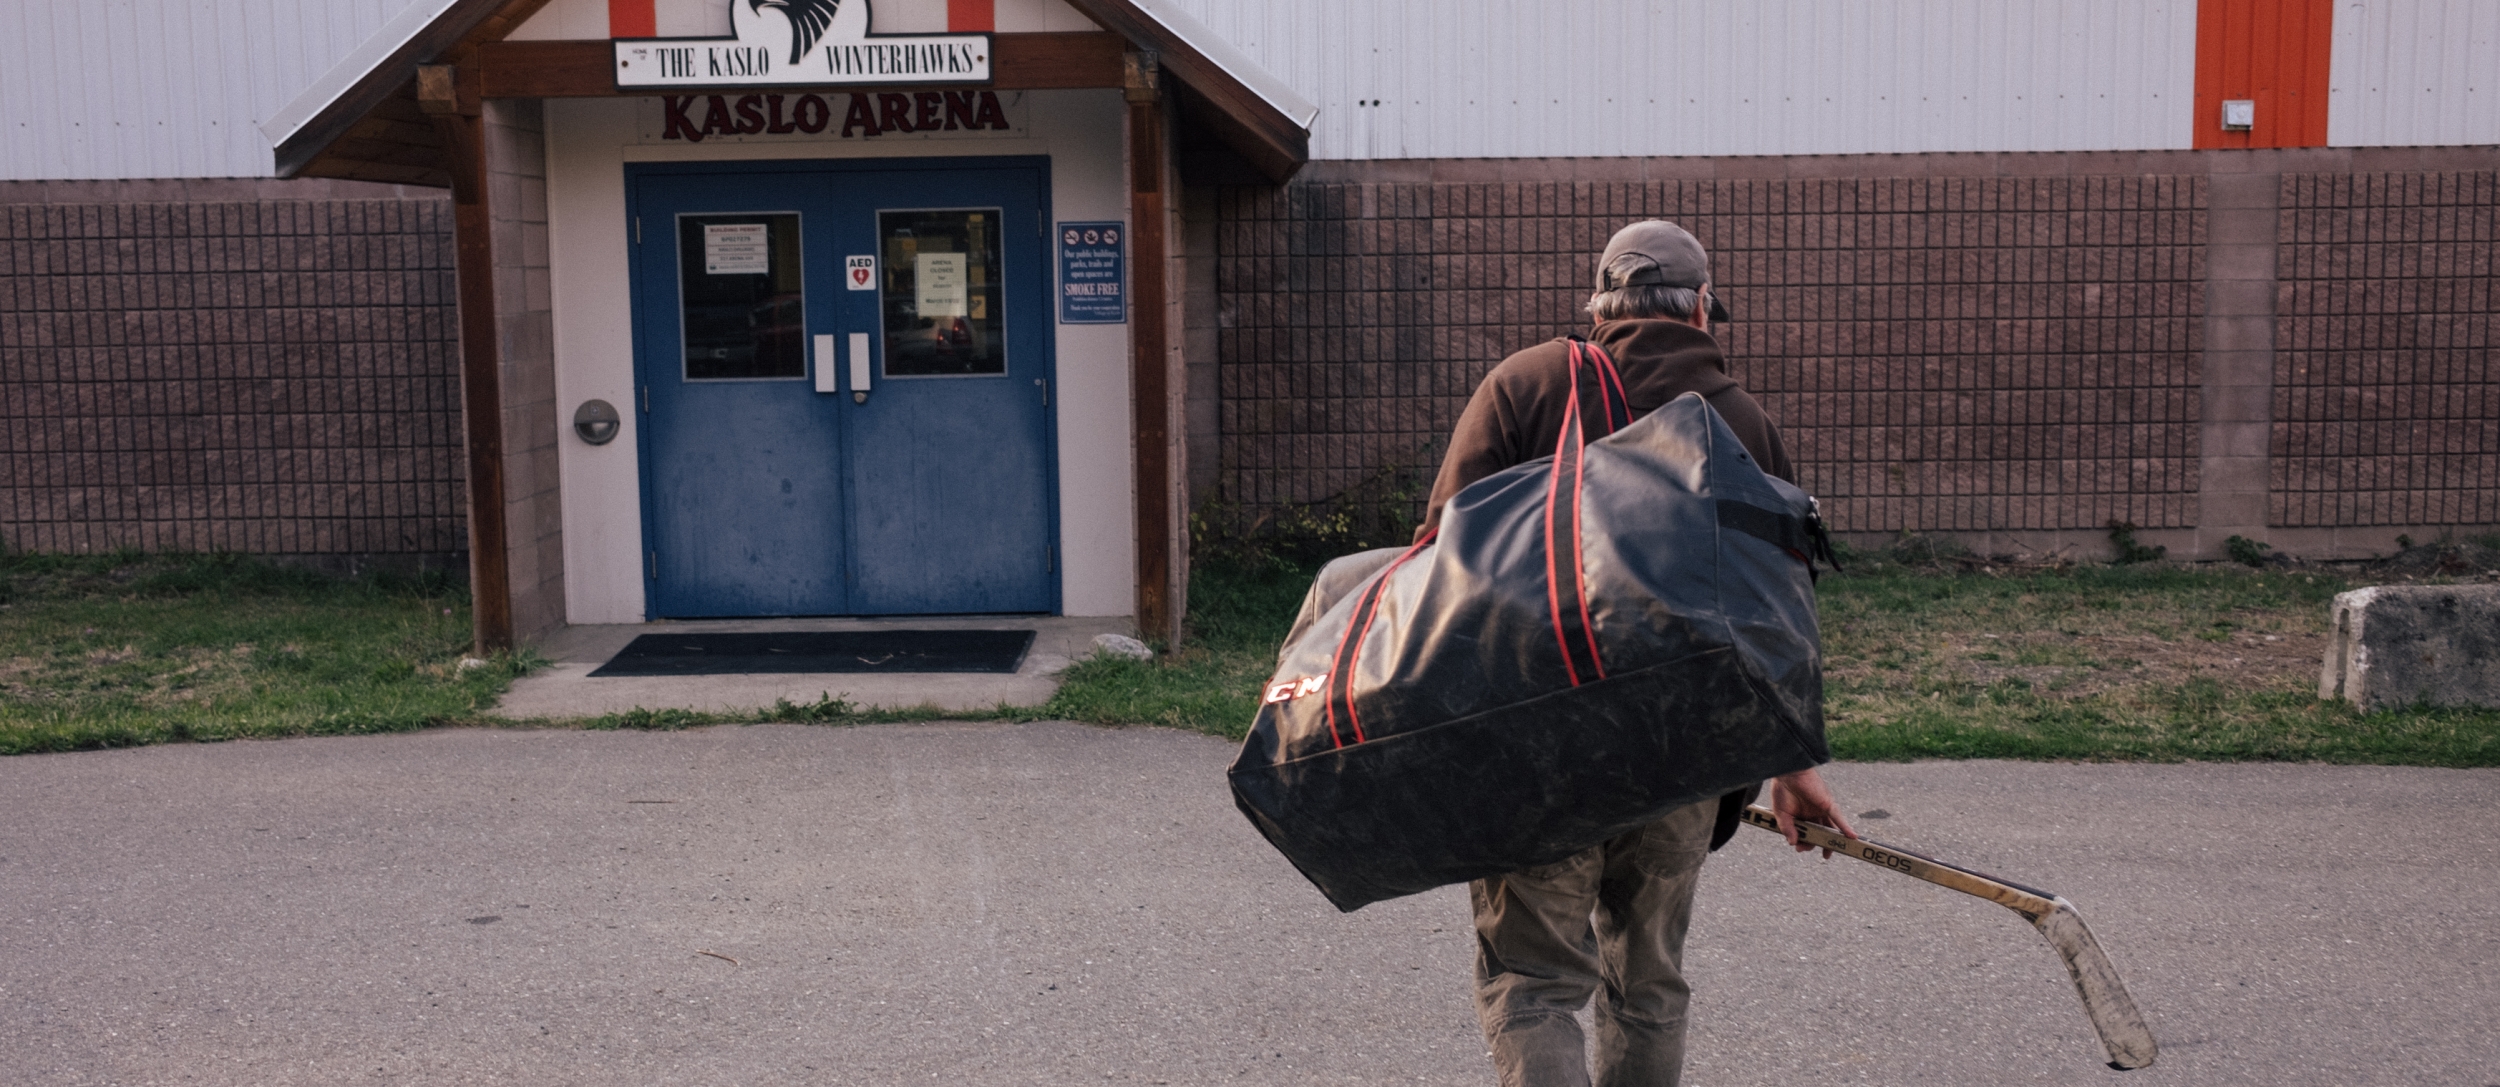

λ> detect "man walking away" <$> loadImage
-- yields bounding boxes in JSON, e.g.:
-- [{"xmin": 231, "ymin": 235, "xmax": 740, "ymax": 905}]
[{"xmin": 1418, "ymin": 220, "xmax": 1858, "ymax": 1087}]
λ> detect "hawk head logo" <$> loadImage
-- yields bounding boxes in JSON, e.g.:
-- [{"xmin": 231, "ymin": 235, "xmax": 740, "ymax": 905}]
[{"xmin": 748, "ymin": 0, "xmax": 845, "ymax": 65}]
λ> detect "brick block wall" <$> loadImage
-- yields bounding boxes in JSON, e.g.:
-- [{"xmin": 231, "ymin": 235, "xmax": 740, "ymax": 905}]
[
  {"xmin": 1215, "ymin": 175, "xmax": 2208, "ymax": 538},
  {"xmin": 485, "ymin": 99, "xmax": 565, "ymax": 641},
  {"xmin": 2274, "ymin": 170, "xmax": 2499, "ymax": 528},
  {"xmin": 0, "ymin": 188, "xmax": 464, "ymax": 560}
]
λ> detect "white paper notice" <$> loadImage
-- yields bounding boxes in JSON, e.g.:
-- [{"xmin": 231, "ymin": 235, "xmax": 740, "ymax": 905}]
[
  {"xmin": 915, "ymin": 252, "xmax": 967, "ymax": 316},
  {"xmin": 704, "ymin": 223, "xmax": 770, "ymax": 275}
]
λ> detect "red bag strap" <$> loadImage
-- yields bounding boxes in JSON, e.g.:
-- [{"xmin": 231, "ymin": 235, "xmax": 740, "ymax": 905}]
[
  {"xmin": 1546, "ymin": 339, "xmax": 1622, "ymax": 686},
  {"xmin": 1575, "ymin": 337, "xmax": 1634, "ymax": 437},
  {"xmin": 1321, "ymin": 531, "xmax": 1435, "ymax": 749},
  {"xmin": 1317, "ymin": 339, "xmax": 1629, "ymax": 744}
]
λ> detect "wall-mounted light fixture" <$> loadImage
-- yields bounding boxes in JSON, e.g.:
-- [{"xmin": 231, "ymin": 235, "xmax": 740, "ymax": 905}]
[
  {"xmin": 2221, "ymin": 99, "xmax": 2255, "ymax": 131},
  {"xmin": 573, "ymin": 399, "xmax": 621, "ymax": 445}
]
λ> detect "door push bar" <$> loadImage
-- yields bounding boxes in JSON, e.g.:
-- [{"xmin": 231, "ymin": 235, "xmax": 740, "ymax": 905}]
[
  {"xmin": 814, "ymin": 333, "xmax": 875, "ymax": 404},
  {"xmin": 849, "ymin": 332, "xmax": 872, "ymax": 403}
]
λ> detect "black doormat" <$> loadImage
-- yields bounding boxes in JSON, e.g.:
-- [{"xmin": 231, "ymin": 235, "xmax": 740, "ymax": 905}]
[{"xmin": 588, "ymin": 630, "xmax": 1036, "ymax": 677}]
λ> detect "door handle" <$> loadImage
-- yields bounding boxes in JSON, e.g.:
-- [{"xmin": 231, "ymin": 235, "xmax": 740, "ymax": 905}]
[
  {"xmin": 848, "ymin": 332, "xmax": 872, "ymax": 403},
  {"xmin": 813, "ymin": 334, "xmax": 837, "ymax": 393}
]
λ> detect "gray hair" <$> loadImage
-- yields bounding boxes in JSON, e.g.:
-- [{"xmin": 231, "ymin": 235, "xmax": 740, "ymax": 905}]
[
  {"xmin": 1586, "ymin": 250, "xmax": 1705, "ymax": 321},
  {"xmin": 1585, "ymin": 282, "xmax": 1702, "ymax": 322}
]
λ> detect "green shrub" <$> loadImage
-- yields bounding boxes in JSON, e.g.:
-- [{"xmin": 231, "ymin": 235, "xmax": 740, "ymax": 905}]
[
  {"xmin": 2107, "ymin": 521, "xmax": 2166, "ymax": 564},
  {"xmin": 2224, "ymin": 534, "xmax": 2273, "ymax": 567}
]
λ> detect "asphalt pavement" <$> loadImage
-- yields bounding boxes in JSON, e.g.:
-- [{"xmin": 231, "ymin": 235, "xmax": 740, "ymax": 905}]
[{"xmin": 2, "ymin": 722, "xmax": 2493, "ymax": 1086}]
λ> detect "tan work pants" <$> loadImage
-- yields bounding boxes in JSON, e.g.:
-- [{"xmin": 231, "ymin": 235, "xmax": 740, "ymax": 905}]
[{"xmin": 1470, "ymin": 798, "xmax": 1719, "ymax": 1087}]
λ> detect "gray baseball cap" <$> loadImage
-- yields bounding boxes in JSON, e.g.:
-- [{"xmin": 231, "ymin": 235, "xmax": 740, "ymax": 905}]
[{"xmin": 1596, "ymin": 220, "xmax": 1731, "ymax": 322}]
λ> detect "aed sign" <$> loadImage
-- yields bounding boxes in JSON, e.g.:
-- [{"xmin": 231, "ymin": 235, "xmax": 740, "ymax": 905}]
[
  {"xmin": 1057, "ymin": 221, "xmax": 1125, "ymax": 324},
  {"xmin": 615, "ymin": 0, "xmax": 990, "ymax": 90}
]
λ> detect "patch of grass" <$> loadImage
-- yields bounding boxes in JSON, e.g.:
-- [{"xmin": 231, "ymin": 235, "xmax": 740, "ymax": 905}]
[
  {"xmin": 1055, "ymin": 555, "xmax": 2497, "ymax": 766},
  {"xmin": 17, "ymin": 547, "xmax": 2488, "ymax": 767},
  {"xmin": 1821, "ymin": 563, "xmax": 2498, "ymax": 766},
  {"xmin": 1827, "ymin": 686, "xmax": 2498, "ymax": 766},
  {"xmin": 1039, "ymin": 558, "xmax": 1317, "ymax": 738},
  {"xmin": 0, "ymin": 551, "xmax": 536, "ymax": 755}
]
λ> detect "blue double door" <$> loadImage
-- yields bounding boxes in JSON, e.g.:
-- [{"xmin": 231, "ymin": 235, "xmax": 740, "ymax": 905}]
[{"xmin": 629, "ymin": 158, "xmax": 1057, "ymax": 617}]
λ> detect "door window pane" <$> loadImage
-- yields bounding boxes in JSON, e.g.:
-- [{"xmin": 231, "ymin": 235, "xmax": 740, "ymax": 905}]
[
  {"xmin": 678, "ymin": 213, "xmax": 804, "ymax": 380},
  {"xmin": 879, "ymin": 208, "xmax": 1005, "ymax": 376}
]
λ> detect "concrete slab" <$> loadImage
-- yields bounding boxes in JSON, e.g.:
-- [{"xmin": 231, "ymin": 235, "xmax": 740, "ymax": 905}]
[
  {"xmin": 2, "ymin": 724, "xmax": 2495, "ymax": 1086},
  {"xmin": 493, "ymin": 615, "xmax": 1136, "ymax": 719},
  {"xmin": 2320, "ymin": 584, "xmax": 2500, "ymax": 711}
]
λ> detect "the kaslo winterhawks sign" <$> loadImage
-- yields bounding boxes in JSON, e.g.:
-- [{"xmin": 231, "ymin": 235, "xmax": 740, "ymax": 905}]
[{"xmin": 615, "ymin": 0, "xmax": 990, "ymax": 90}]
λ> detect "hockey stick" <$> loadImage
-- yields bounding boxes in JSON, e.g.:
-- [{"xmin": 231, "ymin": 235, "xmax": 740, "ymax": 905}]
[{"xmin": 1740, "ymin": 805, "xmax": 2158, "ymax": 1071}]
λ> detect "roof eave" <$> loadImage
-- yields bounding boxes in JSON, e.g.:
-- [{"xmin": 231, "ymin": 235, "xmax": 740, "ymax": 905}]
[
  {"xmin": 262, "ymin": 0, "xmax": 523, "ymax": 179},
  {"xmin": 1059, "ymin": 0, "xmax": 1315, "ymax": 181},
  {"xmin": 266, "ymin": 0, "xmax": 1314, "ymax": 184}
]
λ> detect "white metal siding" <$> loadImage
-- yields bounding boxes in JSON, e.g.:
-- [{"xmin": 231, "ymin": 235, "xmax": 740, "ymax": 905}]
[
  {"xmin": 1162, "ymin": 0, "xmax": 2201, "ymax": 159},
  {"xmin": 15, "ymin": 0, "xmax": 2497, "ymax": 182},
  {"xmin": 1, "ymin": 0, "xmax": 420, "ymax": 180},
  {"xmin": 2330, "ymin": 0, "xmax": 2500, "ymax": 146}
]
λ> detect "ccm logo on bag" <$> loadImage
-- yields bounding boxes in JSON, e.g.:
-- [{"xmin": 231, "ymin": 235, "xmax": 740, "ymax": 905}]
[{"xmin": 1263, "ymin": 675, "xmax": 1327, "ymax": 704}]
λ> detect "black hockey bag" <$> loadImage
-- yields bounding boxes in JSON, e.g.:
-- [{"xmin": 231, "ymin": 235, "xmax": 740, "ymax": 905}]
[{"xmin": 1228, "ymin": 340, "xmax": 1836, "ymax": 911}]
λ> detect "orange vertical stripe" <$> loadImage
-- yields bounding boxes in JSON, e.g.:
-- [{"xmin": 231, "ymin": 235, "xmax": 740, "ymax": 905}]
[
  {"xmin": 609, "ymin": 0, "xmax": 656, "ymax": 38},
  {"xmin": 2193, "ymin": 0, "xmax": 2333, "ymax": 149},
  {"xmin": 2295, "ymin": 0, "xmax": 2334, "ymax": 145},
  {"xmin": 948, "ymin": 0, "xmax": 995, "ymax": 32},
  {"xmin": 2251, "ymin": 0, "xmax": 2281, "ymax": 149}
]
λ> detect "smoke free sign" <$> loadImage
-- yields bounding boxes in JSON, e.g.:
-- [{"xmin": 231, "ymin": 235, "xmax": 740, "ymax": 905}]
[{"xmin": 1058, "ymin": 222, "xmax": 1125, "ymax": 324}]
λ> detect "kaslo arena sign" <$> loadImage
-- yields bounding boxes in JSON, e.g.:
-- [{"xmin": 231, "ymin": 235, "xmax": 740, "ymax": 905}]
[{"xmin": 615, "ymin": 0, "xmax": 990, "ymax": 89}]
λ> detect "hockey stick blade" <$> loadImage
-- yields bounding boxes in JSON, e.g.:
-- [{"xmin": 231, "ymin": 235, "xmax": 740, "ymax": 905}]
[{"xmin": 1741, "ymin": 805, "xmax": 2158, "ymax": 1070}]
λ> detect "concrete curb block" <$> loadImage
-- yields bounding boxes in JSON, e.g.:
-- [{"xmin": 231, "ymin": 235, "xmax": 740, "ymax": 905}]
[{"xmin": 2319, "ymin": 584, "xmax": 2500, "ymax": 712}]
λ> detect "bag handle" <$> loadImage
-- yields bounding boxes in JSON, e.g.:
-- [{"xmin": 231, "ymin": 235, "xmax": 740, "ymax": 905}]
[
  {"xmin": 1546, "ymin": 339, "xmax": 1626, "ymax": 686},
  {"xmin": 1570, "ymin": 336, "xmax": 1634, "ymax": 438}
]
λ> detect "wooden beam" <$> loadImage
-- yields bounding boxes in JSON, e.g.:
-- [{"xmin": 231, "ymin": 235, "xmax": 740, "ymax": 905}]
[
  {"xmin": 474, "ymin": 32, "xmax": 1127, "ymax": 98},
  {"xmin": 337, "ymin": 114, "xmax": 449, "ymax": 148},
  {"xmin": 429, "ymin": 102, "xmax": 513, "ymax": 654},
  {"xmin": 973, "ymin": 30, "xmax": 1134, "ymax": 87},
  {"xmin": 298, "ymin": 155, "xmax": 452, "ymax": 189},
  {"xmin": 475, "ymin": 40, "xmax": 611, "ymax": 98},
  {"xmin": 1126, "ymin": 53, "xmax": 1178, "ymax": 645}
]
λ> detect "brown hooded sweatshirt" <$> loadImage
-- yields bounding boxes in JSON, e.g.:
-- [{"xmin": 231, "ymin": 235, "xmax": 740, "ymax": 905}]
[{"xmin": 1418, "ymin": 318, "xmax": 1793, "ymax": 540}]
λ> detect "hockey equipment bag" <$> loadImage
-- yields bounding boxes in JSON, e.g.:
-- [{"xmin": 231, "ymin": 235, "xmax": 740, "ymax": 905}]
[{"xmin": 1228, "ymin": 340, "xmax": 1834, "ymax": 911}]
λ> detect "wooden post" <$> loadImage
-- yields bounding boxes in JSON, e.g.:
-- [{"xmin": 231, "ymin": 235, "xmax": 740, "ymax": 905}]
[
  {"xmin": 420, "ymin": 65, "xmax": 514, "ymax": 654},
  {"xmin": 1126, "ymin": 51, "xmax": 1179, "ymax": 646}
]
